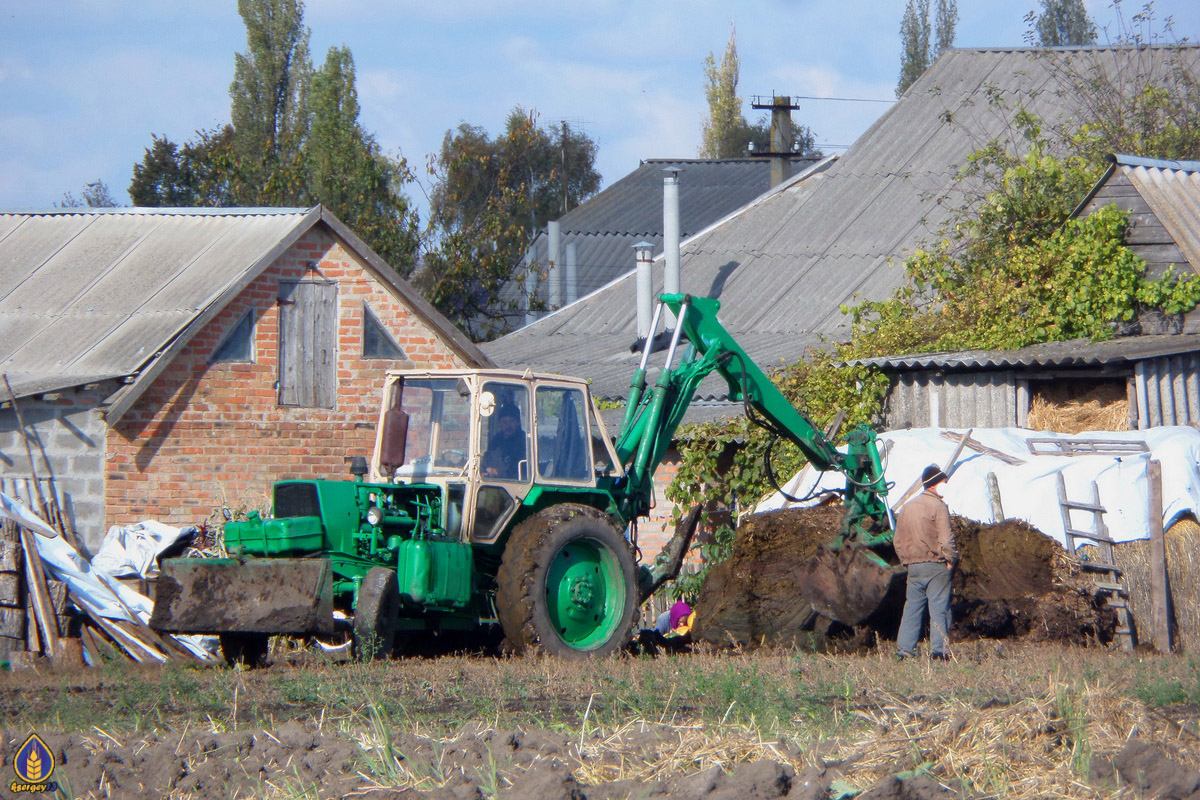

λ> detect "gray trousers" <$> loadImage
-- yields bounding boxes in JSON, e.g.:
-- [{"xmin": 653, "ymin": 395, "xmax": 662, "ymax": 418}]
[{"xmin": 896, "ymin": 561, "xmax": 952, "ymax": 656}]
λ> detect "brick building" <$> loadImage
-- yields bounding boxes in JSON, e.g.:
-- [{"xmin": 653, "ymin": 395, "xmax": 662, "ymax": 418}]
[{"xmin": 0, "ymin": 207, "xmax": 490, "ymax": 553}]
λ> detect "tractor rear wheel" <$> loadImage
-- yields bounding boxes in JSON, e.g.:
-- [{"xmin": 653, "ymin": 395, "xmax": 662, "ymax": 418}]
[
  {"xmin": 354, "ymin": 567, "xmax": 399, "ymax": 660},
  {"xmin": 496, "ymin": 504, "xmax": 637, "ymax": 659}
]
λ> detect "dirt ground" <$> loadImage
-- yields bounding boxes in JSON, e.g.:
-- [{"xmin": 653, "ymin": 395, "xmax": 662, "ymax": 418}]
[
  {"xmin": 0, "ymin": 645, "xmax": 1198, "ymax": 800},
  {"xmin": 695, "ymin": 508, "xmax": 1114, "ymax": 650}
]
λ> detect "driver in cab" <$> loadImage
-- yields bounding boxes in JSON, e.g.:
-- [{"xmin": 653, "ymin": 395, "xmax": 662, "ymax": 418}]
[{"xmin": 482, "ymin": 404, "xmax": 527, "ymax": 479}]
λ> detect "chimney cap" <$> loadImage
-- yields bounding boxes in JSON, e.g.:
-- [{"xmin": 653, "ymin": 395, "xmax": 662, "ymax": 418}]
[{"xmin": 633, "ymin": 241, "xmax": 655, "ymax": 252}]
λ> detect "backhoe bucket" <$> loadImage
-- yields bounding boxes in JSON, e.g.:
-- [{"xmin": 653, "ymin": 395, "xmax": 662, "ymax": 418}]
[
  {"xmin": 797, "ymin": 546, "xmax": 903, "ymax": 627},
  {"xmin": 150, "ymin": 558, "xmax": 335, "ymax": 635}
]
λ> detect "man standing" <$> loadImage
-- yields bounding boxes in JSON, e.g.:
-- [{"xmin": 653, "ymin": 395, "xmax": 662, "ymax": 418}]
[{"xmin": 895, "ymin": 465, "xmax": 957, "ymax": 661}]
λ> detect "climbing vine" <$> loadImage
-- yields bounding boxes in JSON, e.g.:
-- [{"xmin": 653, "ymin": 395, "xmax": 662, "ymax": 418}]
[{"xmin": 667, "ymin": 111, "xmax": 1200, "ymax": 596}]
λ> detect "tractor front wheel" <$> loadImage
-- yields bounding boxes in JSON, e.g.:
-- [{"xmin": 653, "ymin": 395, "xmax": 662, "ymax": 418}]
[
  {"xmin": 354, "ymin": 567, "xmax": 399, "ymax": 660},
  {"xmin": 496, "ymin": 504, "xmax": 637, "ymax": 659}
]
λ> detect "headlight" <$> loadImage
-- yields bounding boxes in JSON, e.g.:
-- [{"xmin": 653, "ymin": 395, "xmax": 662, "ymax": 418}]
[{"xmin": 366, "ymin": 506, "xmax": 384, "ymax": 526}]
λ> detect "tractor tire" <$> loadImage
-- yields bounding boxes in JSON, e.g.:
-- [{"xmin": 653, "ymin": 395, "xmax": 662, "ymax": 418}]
[
  {"xmin": 219, "ymin": 633, "xmax": 269, "ymax": 668},
  {"xmin": 354, "ymin": 567, "xmax": 399, "ymax": 660},
  {"xmin": 496, "ymin": 504, "xmax": 638, "ymax": 659}
]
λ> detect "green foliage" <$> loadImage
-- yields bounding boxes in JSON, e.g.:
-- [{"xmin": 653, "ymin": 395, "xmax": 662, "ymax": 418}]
[
  {"xmin": 127, "ymin": 1, "xmax": 419, "ymax": 277},
  {"xmin": 668, "ymin": 109, "xmax": 1200, "ymax": 586},
  {"xmin": 1026, "ymin": 0, "xmax": 1097, "ymax": 46},
  {"xmin": 699, "ymin": 28, "xmax": 820, "ymax": 159},
  {"xmin": 58, "ymin": 179, "xmax": 120, "ymax": 208},
  {"xmin": 898, "ymin": 0, "xmax": 957, "ymax": 96},
  {"xmin": 421, "ymin": 108, "xmax": 600, "ymax": 340}
]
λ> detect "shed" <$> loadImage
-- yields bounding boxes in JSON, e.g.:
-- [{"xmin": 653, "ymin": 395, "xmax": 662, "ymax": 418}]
[
  {"xmin": 859, "ymin": 155, "xmax": 1200, "ymax": 432},
  {"xmin": 0, "ymin": 207, "xmax": 489, "ymax": 552}
]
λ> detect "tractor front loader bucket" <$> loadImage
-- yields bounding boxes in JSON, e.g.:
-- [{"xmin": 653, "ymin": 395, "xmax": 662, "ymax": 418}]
[
  {"xmin": 797, "ymin": 545, "xmax": 904, "ymax": 627},
  {"xmin": 150, "ymin": 558, "xmax": 335, "ymax": 635}
]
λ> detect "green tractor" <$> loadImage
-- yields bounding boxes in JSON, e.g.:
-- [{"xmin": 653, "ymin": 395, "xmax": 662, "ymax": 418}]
[{"xmin": 150, "ymin": 295, "xmax": 894, "ymax": 662}]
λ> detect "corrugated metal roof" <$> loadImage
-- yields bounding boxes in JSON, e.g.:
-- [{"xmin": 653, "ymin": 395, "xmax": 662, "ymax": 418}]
[
  {"xmin": 1116, "ymin": 157, "xmax": 1200, "ymax": 273},
  {"xmin": 848, "ymin": 333, "xmax": 1200, "ymax": 371},
  {"xmin": 525, "ymin": 157, "xmax": 820, "ymax": 299},
  {"xmin": 484, "ymin": 46, "xmax": 1200, "ymax": 419},
  {"xmin": 0, "ymin": 206, "xmax": 490, "ymax": 404}
]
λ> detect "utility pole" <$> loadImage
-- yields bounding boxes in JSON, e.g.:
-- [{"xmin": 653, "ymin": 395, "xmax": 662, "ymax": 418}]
[
  {"xmin": 561, "ymin": 121, "xmax": 570, "ymax": 214},
  {"xmin": 750, "ymin": 95, "xmax": 800, "ymax": 187}
]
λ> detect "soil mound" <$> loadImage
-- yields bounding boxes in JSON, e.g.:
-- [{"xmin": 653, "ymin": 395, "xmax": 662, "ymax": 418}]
[{"xmin": 694, "ymin": 507, "xmax": 1114, "ymax": 649}]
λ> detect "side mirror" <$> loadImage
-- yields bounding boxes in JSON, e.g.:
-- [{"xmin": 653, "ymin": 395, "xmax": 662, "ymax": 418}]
[{"xmin": 379, "ymin": 380, "xmax": 409, "ymax": 476}]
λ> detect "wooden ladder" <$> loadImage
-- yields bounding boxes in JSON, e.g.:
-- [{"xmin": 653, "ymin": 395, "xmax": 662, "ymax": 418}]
[{"xmin": 1056, "ymin": 474, "xmax": 1135, "ymax": 652}]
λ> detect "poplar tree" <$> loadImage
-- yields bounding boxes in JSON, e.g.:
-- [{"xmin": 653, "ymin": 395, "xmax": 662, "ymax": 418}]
[
  {"xmin": 228, "ymin": 0, "xmax": 312, "ymax": 204},
  {"xmin": 897, "ymin": 0, "xmax": 957, "ymax": 96},
  {"xmin": 700, "ymin": 28, "xmax": 745, "ymax": 158},
  {"xmin": 1029, "ymin": 0, "xmax": 1098, "ymax": 46}
]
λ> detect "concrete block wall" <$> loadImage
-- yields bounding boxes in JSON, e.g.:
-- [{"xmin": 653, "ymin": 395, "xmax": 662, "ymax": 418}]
[
  {"xmin": 105, "ymin": 226, "xmax": 469, "ymax": 530},
  {"xmin": 0, "ymin": 382, "xmax": 118, "ymax": 552}
]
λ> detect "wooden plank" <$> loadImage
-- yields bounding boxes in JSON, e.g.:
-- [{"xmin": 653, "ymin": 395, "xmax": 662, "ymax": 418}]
[
  {"xmin": 0, "ymin": 572, "xmax": 21, "ymax": 606},
  {"xmin": 1147, "ymin": 459, "xmax": 1173, "ymax": 653},
  {"xmin": 0, "ymin": 607, "xmax": 26, "ymax": 638},
  {"xmin": 19, "ymin": 528, "xmax": 59, "ymax": 658},
  {"xmin": 986, "ymin": 472, "xmax": 1005, "ymax": 521},
  {"xmin": 1028, "ymin": 438, "xmax": 1149, "ymax": 456},
  {"xmin": 939, "ymin": 430, "xmax": 1026, "ymax": 465}
]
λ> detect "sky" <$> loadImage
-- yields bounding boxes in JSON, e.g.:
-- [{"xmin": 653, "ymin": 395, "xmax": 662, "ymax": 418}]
[{"xmin": 3, "ymin": 0, "xmax": 1200, "ymax": 218}]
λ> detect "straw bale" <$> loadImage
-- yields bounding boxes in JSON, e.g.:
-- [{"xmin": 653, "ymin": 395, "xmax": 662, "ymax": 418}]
[
  {"xmin": 1026, "ymin": 380, "xmax": 1128, "ymax": 434},
  {"xmin": 1110, "ymin": 516, "xmax": 1200, "ymax": 652}
]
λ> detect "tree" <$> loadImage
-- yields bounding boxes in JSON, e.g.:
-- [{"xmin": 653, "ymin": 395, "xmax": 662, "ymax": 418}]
[
  {"xmin": 897, "ymin": 0, "xmax": 957, "ymax": 96},
  {"xmin": 128, "ymin": 1, "xmax": 420, "ymax": 275},
  {"xmin": 700, "ymin": 28, "xmax": 745, "ymax": 158},
  {"xmin": 129, "ymin": 126, "xmax": 237, "ymax": 207},
  {"xmin": 1027, "ymin": 0, "xmax": 1097, "ymax": 47},
  {"xmin": 422, "ymin": 109, "xmax": 601, "ymax": 340},
  {"xmin": 307, "ymin": 46, "xmax": 419, "ymax": 273},
  {"xmin": 229, "ymin": 0, "xmax": 311, "ymax": 204},
  {"xmin": 59, "ymin": 180, "xmax": 119, "ymax": 208}
]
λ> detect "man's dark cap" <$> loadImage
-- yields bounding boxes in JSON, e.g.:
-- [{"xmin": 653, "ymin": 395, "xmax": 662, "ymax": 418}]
[{"xmin": 921, "ymin": 465, "xmax": 948, "ymax": 488}]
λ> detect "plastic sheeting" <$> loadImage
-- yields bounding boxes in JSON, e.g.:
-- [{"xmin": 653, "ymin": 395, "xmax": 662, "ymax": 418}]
[
  {"xmin": 0, "ymin": 492, "xmax": 212, "ymax": 660},
  {"xmin": 92, "ymin": 521, "xmax": 191, "ymax": 579},
  {"xmin": 757, "ymin": 427, "xmax": 1200, "ymax": 547}
]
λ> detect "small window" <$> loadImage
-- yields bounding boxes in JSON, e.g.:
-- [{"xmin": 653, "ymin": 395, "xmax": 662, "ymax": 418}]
[
  {"xmin": 535, "ymin": 385, "xmax": 591, "ymax": 482},
  {"xmin": 210, "ymin": 309, "xmax": 254, "ymax": 363},
  {"xmin": 363, "ymin": 304, "xmax": 406, "ymax": 359}
]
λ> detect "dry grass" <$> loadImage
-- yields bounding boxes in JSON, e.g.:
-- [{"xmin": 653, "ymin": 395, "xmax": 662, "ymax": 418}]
[
  {"xmin": 2, "ymin": 644, "xmax": 1198, "ymax": 799},
  {"xmin": 1027, "ymin": 381, "xmax": 1129, "ymax": 433},
  {"xmin": 1111, "ymin": 516, "xmax": 1200, "ymax": 654}
]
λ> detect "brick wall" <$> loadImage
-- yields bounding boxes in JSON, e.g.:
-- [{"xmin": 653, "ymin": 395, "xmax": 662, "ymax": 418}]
[
  {"xmin": 106, "ymin": 226, "xmax": 469, "ymax": 529},
  {"xmin": 637, "ymin": 448, "xmax": 681, "ymax": 557}
]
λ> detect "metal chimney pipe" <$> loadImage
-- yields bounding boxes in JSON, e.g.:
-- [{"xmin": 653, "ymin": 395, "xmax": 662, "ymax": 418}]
[
  {"xmin": 663, "ymin": 169, "xmax": 680, "ymax": 300},
  {"xmin": 564, "ymin": 241, "xmax": 578, "ymax": 304},
  {"xmin": 548, "ymin": 220, "xmax": 562, "ymax": 308},
  {"xmin": 634, "ymin": 241, "xmax": 654, "ymax": 340}
]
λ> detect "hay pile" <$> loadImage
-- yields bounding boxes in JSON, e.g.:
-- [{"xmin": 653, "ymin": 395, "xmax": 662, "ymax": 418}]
[
  {"xmin": 1026, "ymin": 380, "xmax": 1129, "ymax": 433},
  {"xmin": 1110, "ymin": 516, "xmax": 1200, "ymax": 653},
  {"xmin": 694, "ymin": 507, "xmax": 1114, "ymax": 649}
]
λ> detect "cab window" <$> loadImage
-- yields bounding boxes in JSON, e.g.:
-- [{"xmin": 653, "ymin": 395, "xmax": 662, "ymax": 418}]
[{"xmin": 535, "ymin": 386, "xmax": 591, "ymax": 482}]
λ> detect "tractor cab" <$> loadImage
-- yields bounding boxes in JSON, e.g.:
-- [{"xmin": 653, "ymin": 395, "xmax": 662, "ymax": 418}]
[{"xmin": 371, "ymin": 369, "xmax": 621, "ymax": 545}]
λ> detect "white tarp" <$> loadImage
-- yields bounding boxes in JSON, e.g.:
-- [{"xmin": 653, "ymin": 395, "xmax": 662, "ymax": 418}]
[
  {"xmin": 0, "ymin": 492, "xmax": 212, "ymax": 660},
  {"xmin": 757, "ymin": 427, "xmax": 1200, "ymax": 547},
  {"xmin": 92, "ymin": 520, "xmax": 191, "ymax": 579}
]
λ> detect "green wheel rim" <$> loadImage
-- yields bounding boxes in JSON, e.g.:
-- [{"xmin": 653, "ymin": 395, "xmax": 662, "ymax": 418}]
[{"xmin": 545, "ymin": 536, "xmax": 626, "ymax": 651}]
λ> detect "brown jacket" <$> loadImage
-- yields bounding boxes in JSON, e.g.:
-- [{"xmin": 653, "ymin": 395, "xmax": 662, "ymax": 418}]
[{"xmin": 894, "ymin": 490, "xmax": 957, "ymax": 566}]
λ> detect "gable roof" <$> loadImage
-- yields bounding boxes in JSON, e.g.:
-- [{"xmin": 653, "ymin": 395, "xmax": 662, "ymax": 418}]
[
  {"xmin": 0, "ymin": 206, "xmax": 491, "ymax": 414},
  {"xmin": 523, "ymin": 156, "xmax": 821, "ymax": 307},
  {"xmin": 483, "ymin": 45, "xmax": 1200, "ymax": 408}
]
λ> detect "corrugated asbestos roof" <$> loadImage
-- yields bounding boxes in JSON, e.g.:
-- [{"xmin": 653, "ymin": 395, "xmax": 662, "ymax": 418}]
[
  {"xmin": 483, "ymin": 45, "xmax": 1200, "ymax": 420},
  {"xmin": 848, "ymin": 333, "xmax": 1200, "ymax": 371},
  {"xmin": 526, "ymin": 157, "xmax": 820, "ymax": 300},
  {"xmin": 1113, "ymin": 155, "xmax": 1200, "ymax": 273},
  {"xmin": 0, "ymin": 207, "xmax": 490, "ymax": 407}
]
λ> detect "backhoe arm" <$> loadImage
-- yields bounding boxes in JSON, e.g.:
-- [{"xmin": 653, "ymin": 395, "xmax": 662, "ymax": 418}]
[{"xmin": 612, "ymin": 294, "xmax": 889, "ymax": 544}]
